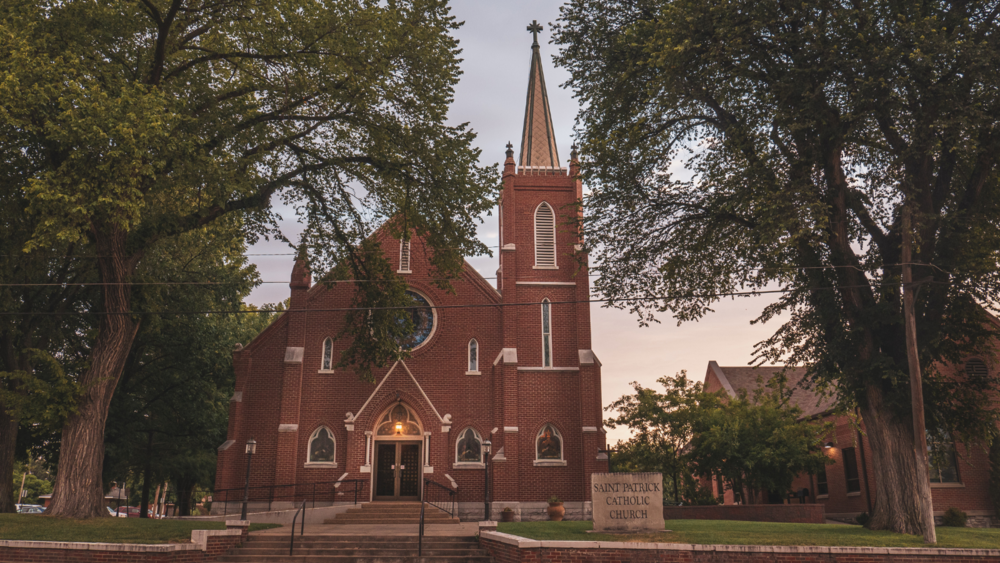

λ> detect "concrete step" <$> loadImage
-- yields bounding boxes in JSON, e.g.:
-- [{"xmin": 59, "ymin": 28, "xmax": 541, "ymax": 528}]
[
  {"xmin": 229, "ymin": 548, "xmax": 485, "ymax": 557},
  {"xmin": 325, "ymin": 519, "xmax": 461, "ymax": 525},
  {"xmin": 246, "ymin": 539, "xmax": 477, "ymax": 547},
  {"xmin": 218, "ymin": 557, "xmax": 491, "ymax": 563}
]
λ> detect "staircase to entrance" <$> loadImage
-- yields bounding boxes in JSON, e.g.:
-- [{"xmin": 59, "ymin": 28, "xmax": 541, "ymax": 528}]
[{"xmin": 324, "ymin": 501, "xmax": 460, "ymax": 525}]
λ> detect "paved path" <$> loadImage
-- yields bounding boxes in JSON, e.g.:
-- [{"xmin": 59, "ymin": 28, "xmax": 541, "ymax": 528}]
[{"xmin": 250, "ymin": 522, "xmax": 481, "ymax": 537}]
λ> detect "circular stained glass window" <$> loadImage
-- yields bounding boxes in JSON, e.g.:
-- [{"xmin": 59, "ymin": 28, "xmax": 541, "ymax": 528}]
[{"xmin": 400, "ymin": 290, "xmax": 435, "ymax": 349}]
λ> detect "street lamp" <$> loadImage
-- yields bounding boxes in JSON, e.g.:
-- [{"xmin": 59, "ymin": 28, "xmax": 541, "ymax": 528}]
[
  {"xmin": 241, "ymin": 438, "xmax": 257, "ymax": 520},
  {"xmin": 482, "ymin": 440, "xmax": 492, "ymax": 521}
]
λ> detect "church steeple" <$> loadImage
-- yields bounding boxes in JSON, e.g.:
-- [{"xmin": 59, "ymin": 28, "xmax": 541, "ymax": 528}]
[{"xmin": 519, "ymin": 20, "xmax": 561, "ymax": 170}]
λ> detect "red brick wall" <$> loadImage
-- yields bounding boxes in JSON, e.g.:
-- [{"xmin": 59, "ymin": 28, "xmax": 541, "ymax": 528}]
[
  {"xmin": 662, "ymin": 504, "xmax": 824, "ymax": 523},
  {"xmin": 480, "ymin": 535, "xmax": 1000, "ymax": 563},
  {"xmin": 0, "ymin": 527, "xmax": 245, "ymax": 563}
]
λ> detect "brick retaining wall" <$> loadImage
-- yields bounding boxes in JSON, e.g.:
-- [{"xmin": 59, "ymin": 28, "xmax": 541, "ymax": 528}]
[
  {"xmin": 0, "ymin": 520, "xmax": 249, "ymax": 563},
  {"xmin": 480, "ymin": 531, "xmax": 1000, "ymax": 563},
  {"xmin": 663, "ymin": 503, "xmax": 825, "ymax": 523}
]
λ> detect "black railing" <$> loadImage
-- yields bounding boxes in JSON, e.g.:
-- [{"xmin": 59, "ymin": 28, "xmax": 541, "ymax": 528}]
[
  {"xmin": 213, "ymin": 479, "xmax": 368, "ymax": 515},
  {"xmin": 423, "ymin": 478, "xmax": 457, "ymax": 518},
  {"xmin": 289, "ymin": 500, "xmax": 306, "ymax": 556}
]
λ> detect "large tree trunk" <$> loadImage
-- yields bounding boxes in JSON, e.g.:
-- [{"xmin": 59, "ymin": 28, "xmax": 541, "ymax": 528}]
[
  {"xmin": 46, "ymin": 227, "xmax": 140, "ymax": 518},
  {"xmin": 140, "ymin": 433, "xmax": 153, "ymax": 519},
  {"xmin": 0, "ymin": 405, "xmax": 18, "ymax": 513},
  {"xmin": 861, "ymin": 385, "xmax": 931, "ymax": 535},
  {"xmin": 174, "ymin": 477, "xmax": 195, "ymax": 516}
]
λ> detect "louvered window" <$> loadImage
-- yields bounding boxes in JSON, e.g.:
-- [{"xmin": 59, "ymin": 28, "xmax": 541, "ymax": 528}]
[
  {"xmin": 534, "ymin": 202, "xmax": 556, "ymax": 268},
  {"xmin": 399, "ymin": 238, "xmax": 411, "ymax": 273},
  {"xmin": 965, "ymin": 358, "xmax": 988, "ymax": 380}
]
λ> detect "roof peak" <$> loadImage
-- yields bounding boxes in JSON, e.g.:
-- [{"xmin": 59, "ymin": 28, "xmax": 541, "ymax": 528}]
[{"xmin": 518, "ymin": 20, "xmax": 561, "ymax": 170}]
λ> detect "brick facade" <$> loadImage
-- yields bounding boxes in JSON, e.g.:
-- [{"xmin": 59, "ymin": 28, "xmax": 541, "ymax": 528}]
[
  {"xmin": 214, "ymin": 39, "xmax": 608, "ymax": 519},
  {"xmin": 703, "ymin": 363, "xmax": 999, "ymax": 527}
]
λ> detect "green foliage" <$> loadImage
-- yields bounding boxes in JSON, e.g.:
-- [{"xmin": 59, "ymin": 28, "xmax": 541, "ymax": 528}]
[
  {"xmin": 0, "ymin": 350, "xmax": 81, "ymax": 433},
  {"xmin": 547, "ymin": 496, "xmax": 561, "ymax": 504},
  {"xmin": 11, "ymin": 461, "xmax": 52, "ymax": 505},
  {"xmin": 0, "ymin": 514, "xmax": 277, "ymax": 543},
  {"xmin": 941, "ymin": 508, "xmax": 968, "ymax": 528},
  {"xmin": 554, "ymin": 0, "xmax": 1000, "ymax": 531}
]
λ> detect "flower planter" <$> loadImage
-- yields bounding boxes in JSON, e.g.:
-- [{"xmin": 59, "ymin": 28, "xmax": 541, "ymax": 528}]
[
  {"xmin": 547, "ymin": 502, "xmax": 565, "ymax": 522},
  {"xmin": 501, "ymin": 510, "xmax": 515, "ymax": 522}
]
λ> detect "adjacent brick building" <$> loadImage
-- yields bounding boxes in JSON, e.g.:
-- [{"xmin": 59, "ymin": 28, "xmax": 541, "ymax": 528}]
[
  {"xmin": 703, "ymin": 360, "xmax": 999, "ymax": 527},
  {"xmin": 214, "ymin": 29, "xmax": 608, "ymax": 521}
]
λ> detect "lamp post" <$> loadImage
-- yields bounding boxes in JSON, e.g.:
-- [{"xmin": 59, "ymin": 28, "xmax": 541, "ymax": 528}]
[
  {"xmin": 482, "ymin": 440, "xmax": 492, "ymax": 521},
  {"xmin": 241, "ymin": 438, "xmax": 257, "ymax": 520}
]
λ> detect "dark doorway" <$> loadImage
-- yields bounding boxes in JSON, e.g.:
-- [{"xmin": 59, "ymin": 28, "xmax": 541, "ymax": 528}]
[{"xmin": 374, "ymin": 442, "xmax": 421, "ymax": 500}]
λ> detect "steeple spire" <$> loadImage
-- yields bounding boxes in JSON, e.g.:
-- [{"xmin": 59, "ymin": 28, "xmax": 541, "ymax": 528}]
[{"xmin": 519, "ymin": 20, "xmax": 561, "ymax": 170}]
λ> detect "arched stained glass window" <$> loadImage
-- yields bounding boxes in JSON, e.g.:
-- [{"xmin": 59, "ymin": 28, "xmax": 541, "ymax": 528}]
[
  {"xmin": 468, "ymin": 339, "xmax": 479, "ymax": 372},
  {"xmin": 399, "ymin": 291, "xmax": 435, "ymax": 350},
  {"xmin": 376, "ymin": 403, "xmax": 423, "ymax": 436},
  {"xmin": 455, "ymin": 427, "xmax": 483, "ymax": 463},
  {"xmin": 321, "ymin": 338, "xmax": 333, "ymax": 371},
  {"xmin": 308, "ymin": 427, "xmax": 336, "ymax": 463},
  {"xmin": 536, "ymin": 424, "xmax": 563, "ymax": 461}
]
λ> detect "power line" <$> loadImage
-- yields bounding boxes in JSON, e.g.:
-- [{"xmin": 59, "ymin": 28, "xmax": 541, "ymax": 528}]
[
  {"xmin": 0, "ymin": 281, "xmax": 955, "ymax": 316},
  {"xmin": 0, "ymin": 263, "xmax": 950, "ymax": 287}
]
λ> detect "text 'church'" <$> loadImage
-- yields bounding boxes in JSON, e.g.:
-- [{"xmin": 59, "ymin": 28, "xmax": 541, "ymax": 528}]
[{"xmin": 214, "ymin": 26, "xmax": 608, "ymax": 521}]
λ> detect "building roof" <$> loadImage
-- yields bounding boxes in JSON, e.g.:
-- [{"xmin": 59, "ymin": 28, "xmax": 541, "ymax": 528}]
[
  {"xmin": 707, "ymin": 361, "xmax": 838, "ymax": 418},
  {"xmin": 518, "ymin": 20, "xmax": 561, "ymax": 170}
]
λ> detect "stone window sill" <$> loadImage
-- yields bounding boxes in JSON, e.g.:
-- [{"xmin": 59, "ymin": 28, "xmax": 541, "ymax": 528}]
[
  {"xmin": 816, "ymin": 494, "xmax": 829, "ymax": 499},
  {"xmin": 930, "ymin": 482, "xmax": 964, "ymax": 488},
  {"xmin": 846, "ymin": 491, "xmax": 861, "ymax": 497},
  {"xmin": 466, "ymin": 370, "xmax": 481, "ymax": 376},
  {"xmin": 533, "ymin": 460, "xmax": 567, "ymax": 467},
  {"xmin": 317, "ymin": 369, "xmax": 336, "ymax": 374},
  {"xmin": 453, "ymin": 462, "xmax": 485, "ymax": 469},
  {"xmin": 304, "ymin": 462, "xmax": 337, "ymax": 468},
  {"xmin": 532, "ymin": 265, "xmax": 559, "ymax": 270}
]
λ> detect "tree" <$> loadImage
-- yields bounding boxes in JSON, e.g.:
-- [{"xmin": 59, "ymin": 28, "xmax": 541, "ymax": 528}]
[
  {"xmin": 605, "ymin": 371, "xmax": 717, "ymax": 503},
  {"xmin": 687, "ymin": 377, "xmax": 832, "ymax": 505},
  {"xmin": 554, "ymin": 0, "xmax": 1000, "ymax": 535},
  {"xmin": 0, "ymin": 0, "xmax": 496, "ymax": 518}
]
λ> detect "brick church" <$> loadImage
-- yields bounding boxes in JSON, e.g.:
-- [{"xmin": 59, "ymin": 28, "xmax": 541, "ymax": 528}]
[{"xmin": 215, "ymin": 26, "xmax": 608, "ymax": 521}]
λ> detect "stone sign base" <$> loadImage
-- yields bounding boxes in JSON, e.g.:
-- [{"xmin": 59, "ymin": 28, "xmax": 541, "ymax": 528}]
[{"xmin": 591, "ymin": 472, "xmax": 664, "ymax": 533}]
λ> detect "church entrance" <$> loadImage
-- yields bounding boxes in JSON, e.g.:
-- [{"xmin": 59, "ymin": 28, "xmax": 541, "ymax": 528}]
[{"xmin": 374, "ymin": 442, "xmax": 421, "ymax": 500}]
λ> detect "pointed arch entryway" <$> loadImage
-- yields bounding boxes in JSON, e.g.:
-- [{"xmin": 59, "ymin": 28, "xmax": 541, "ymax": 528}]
[{"xmin": 371, "ymin": 402, "xmax": 424, "ymax": 500}]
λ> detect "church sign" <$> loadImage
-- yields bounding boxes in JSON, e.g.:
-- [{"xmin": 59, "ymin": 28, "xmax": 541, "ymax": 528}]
[{"xmin": 591, "ymin": 472, "xmax": 664, "ymax": 532}]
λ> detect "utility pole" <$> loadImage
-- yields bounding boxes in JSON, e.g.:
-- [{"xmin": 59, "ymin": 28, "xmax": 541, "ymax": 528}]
[
  {"xmin": 902, "ymin": 205, "xmax": 936, "ymax": 544},
  {"xmin": 17, "ymin": 473, "xmax": 26, "ymax": 506}
]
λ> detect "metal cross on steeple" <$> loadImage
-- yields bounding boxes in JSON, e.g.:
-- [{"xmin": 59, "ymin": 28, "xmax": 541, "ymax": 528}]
[{"xmin": 527, "ymin": 20, "xmax": 543, "ymax": 47}]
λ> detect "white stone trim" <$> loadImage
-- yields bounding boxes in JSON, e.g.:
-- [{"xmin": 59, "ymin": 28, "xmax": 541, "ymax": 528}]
[
  {"xmin": 303, "ymin": 462, "xmax": 338, "ymax": 468},
  {"xmin": 502, "ymin": 243, "xmax": 516, "ymax": 251},
  {"xmin": 494, "ymin": 348, "xmax": 518, "ymax": 366},
  {"xmin": 516, "ymin": 281, "xmax": 576, "ymax": 286},
  {"xmin": 453, "ymin": 462, "xmax": 486, "ymax": 469},
  {"xmin": 278, "ymin": 424, "xmax": 298, "ymax": 433},
  {"xmin": 578, "ymin": 350, "xmax": 601, "ymax": 365},
  {"xmin": 465, "ymin": 370, "xmax": 482, "ymax": 376},
  {"xmin": 503, "ymin": 426, "xmax": 519, "ymax": 433},
  {"xmin": 230, "ymin": 391, "xmax": 243, "ymax": 402},
  {"xmin": 533, "ymin": 460, "xmax": 568, "ymax": 467},
  {"xmin": 708, "ymin": 360, "xmax": 738, "ymax": 398},
  {"xmin": 217, "ymin": 440, "xmax": 235, "ymax": 451},
  {"xmin": 517, "ymin": 367, "xmax": 579, "ymax": 371},
  {"xmin": 582, "ymin": 426, "xmax": 599, "ymax": 432},
  {"xmin": 284, "ymin": 347, "xmax": 304, "ymax": 364}
]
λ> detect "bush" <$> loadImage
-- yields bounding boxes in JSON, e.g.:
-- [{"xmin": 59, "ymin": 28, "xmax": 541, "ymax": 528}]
[
  {"xmin": 990, "ymin": 439, "xmax": 1000, "ymax": 520},
  {"xmin": 855, "ymin": 512, "xmax": 871, "ymax": 527},
  {"xmin": 942, "ymin": 507, "xmax": 968, "ymax": 527}
]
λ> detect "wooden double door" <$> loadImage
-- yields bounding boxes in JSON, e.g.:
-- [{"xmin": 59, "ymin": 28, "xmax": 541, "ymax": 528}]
[{"xmin": 374, "ymin": 442, "xmax": 421, "ymax": 500}]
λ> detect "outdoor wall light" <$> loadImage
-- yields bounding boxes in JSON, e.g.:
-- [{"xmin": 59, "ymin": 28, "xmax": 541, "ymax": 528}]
[
  {"xmin": 824, "ymin": 441, "xmax": 834, "ymax": 449},
  {"xmin": 395, "ymin": 422, "xmax": 403, "ymax": 435}
]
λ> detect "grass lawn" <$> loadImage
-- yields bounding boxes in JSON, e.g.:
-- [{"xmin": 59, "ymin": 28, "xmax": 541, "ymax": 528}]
[
  {"xmin": 496, "ymin": 520, "xmax": 1000, "ymax": 550},
  {"xmin": 0, "ymin": 514, "xmax": 281, "ymax": 544}
]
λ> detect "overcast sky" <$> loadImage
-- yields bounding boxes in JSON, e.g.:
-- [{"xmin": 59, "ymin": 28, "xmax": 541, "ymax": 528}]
[{"xmin": 244, "ymin": 1, "xmax": 781, "ymax": 445}]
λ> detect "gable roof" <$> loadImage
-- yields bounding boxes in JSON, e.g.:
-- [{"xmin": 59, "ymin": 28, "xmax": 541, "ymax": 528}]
[{"xmin": 708, "ymin": 361, "xmax": 838, "ymax": 419}]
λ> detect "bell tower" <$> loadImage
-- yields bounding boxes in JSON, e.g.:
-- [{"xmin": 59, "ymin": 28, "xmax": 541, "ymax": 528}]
[{"xmin": 492, "ymin": 20, "xmax": 605, "ymax": 511}]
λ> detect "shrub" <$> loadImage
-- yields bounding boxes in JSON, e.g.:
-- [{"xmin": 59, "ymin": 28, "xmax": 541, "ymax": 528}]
[
  {"xmin": 990, "ymin": 439, "xmax": 1000, "ymax": 520},
  {"xmin": 942, "ymin": 507, "xmax": 968, "ymax": 527},
  {"xmin": 855, "ymin": 512, "xmax": 871, "ymax": 527},
  {"xmin": 547, "ymin": 496, "xmax": 561, "ymax": 504}
]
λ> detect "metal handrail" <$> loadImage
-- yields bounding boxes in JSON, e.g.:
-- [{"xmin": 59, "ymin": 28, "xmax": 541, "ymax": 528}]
[
  {"xmin": 214, "ymin": 479, "xmax": 368, "ymax": 515},
  {"xmin": 423, "ymin": 478, "xmax": 457, "ymax": 517},
  {"xmin": 289, "ymin": 500, "xmax": 306, "ymax": 556}
]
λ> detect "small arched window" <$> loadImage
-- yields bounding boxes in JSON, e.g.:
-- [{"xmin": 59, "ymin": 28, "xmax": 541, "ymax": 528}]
[
  {"xmin": 534, "ymin": 202, "xmax": 556, "ymax": 268},
  {"xmin": 468, "ymin": 339, "xmax": 479, "ymax": 373},
  {"xmin": 536, "ymin": 424, "xmax": 563, "ymax": 461},
  {"xmin": 399, "ymin": 237, "xmax": 412, "ymax": 273},
  {"xmin": 965, "ymin": 358, "xmax": 988, "ymax": 381},
  {"xmin": 455, "ymin": 427, "xmax": 483, "ymax": 464},
  {"xmin": 321, "ymin": 338, "xmax": 334, "ymax": 372},
  {"xmin": 541, "ymin": 299, "xmax": 552, "ymax": 367},
  {"xmin": 307, "ymin": 427, "xmax": 336, "ymax": 464}
]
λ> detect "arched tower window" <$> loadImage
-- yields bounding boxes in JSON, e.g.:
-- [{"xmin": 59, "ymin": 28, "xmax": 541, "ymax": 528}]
[
  {"xmin": 307, "ymin": 427, "xmax": 336, "ymax": 464},
  {"xmin": 468, "ymin": 339, "xmax": 479, "ymax": 373},
  {"xmin": 399, "ymin": 237, "xmax": 412, "ymax": 273},
  {"xmin": 541, "ymin": 299, "xmax": 552, "ymax": 367},
  {"xmin": 534, "ymin": 202, "xmax": 556, "ymax": 268},
  {"xmin": 455, "ymin": 427, "xmax": 483, "ymax": 464},
  {"xmin": 321, "ymin": 337, "xmax": 334, "ymax": 372},
  {"xmin": 535, "ymin": 424, "xmax": 563, "ymax": 461}
]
